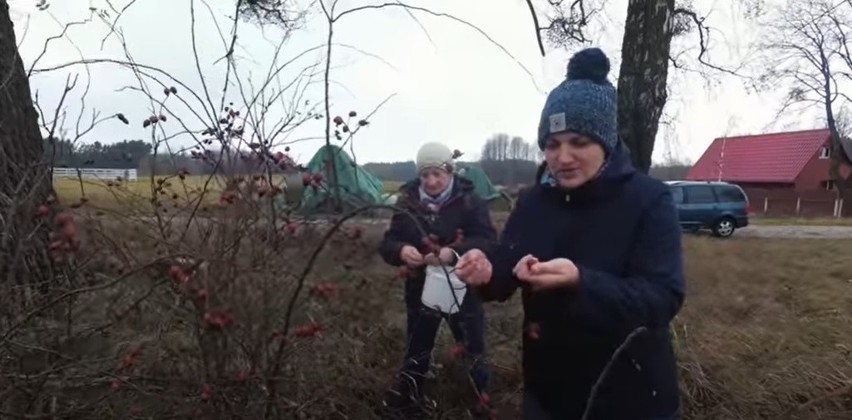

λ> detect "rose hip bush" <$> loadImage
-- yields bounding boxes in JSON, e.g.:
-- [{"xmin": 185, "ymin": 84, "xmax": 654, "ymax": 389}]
[{"xmin": 0, "ymin": 101, "xmax": 402, "ymax": 418}]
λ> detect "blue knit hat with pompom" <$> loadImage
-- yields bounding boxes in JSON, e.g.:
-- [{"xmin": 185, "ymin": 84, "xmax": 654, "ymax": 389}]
[{"xmin": 537, "ymin": 48, "xmax": 618, "ymax": 154}]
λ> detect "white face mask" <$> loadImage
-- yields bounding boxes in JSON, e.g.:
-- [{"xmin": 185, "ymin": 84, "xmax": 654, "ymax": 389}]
[{"xmin": 422, "ymin": 265, "xmax": 466, "ymax": 314}]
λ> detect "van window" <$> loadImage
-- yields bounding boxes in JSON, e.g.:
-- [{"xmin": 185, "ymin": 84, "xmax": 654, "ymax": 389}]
[
  {"xmin": 670, "ymin": 187, "xmax": 684, "ymax": 204},
  {"xmin": 714, "ymin": 185, "xmax": 746, "ymax": 202},
  {"xmin": 685, "ymin": 186, "xmax": 716, "ymax": 204}
]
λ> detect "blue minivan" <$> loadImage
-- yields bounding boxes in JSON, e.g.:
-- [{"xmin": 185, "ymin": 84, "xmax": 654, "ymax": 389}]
[{"xmin": 666, "ymin": 181, "xmax": 750, "ymax": 238}]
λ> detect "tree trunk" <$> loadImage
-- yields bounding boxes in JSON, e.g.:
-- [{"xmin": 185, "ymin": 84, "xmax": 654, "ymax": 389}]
[
  {"xmin": 824, "ymin": 74, "xmax": 844, "ymax": 201},
  {"xmin": 0, "ymin": 1, "xmax": 55, "ymax": 294},
  {"xmin": 616, "ymin": 0, "xmax": 675, "ymax": 174},
  {"xmin": 817, "ymin": 48, "xmax": 852, "ymax": 210}
]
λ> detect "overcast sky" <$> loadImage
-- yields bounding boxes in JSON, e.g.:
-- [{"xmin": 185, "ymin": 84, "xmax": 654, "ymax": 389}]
[{"xmin": 10, "ymin": 0, "xmax": 823, "ymax": 165}]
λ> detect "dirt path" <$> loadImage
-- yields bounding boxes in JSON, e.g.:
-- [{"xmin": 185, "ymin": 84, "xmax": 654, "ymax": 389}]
[{"xmin": 738, "ymin": 225, "xmax": 852, "ymax": 239}]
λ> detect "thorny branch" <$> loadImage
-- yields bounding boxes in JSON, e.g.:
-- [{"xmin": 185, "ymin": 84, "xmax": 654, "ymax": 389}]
[
  {"xmin": 0, "ymin": 256, "xmax": 194, "ymax": 347},
  {"xmin": 2, "ymin": 1, "xmax": 398, "ymax": 417},
  {"xmin": 266, "ymin": 203, "xmax": 466, "ymax": 417},
  {"xmin": 581, "ymin": 326, "xmax": 647, "ymax": 420}
]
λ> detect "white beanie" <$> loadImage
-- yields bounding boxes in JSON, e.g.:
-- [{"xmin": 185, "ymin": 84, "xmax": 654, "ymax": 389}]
[{"xmin": 416, "ymin": 142, "xmax": 454, "ymax": 173}]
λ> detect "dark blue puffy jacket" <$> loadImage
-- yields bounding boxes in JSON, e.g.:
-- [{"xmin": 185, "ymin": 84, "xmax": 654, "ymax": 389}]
[
  {"xmin": 380, "ymin": 176, "xmax": 498, "ymax": 302},
  {"xmin": 479, "ymin": 142, "xmax": 685, "ymax": 419}
]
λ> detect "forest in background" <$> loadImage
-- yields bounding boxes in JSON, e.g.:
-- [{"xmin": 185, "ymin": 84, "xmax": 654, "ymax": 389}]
[{"xmin": 46, "ymin": 133, "xmax": 691, "ymax": 184}]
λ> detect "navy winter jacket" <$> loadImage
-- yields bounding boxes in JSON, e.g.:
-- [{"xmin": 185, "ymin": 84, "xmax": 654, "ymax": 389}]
[
  {"xmin": 380, "ymin": 176, "xmax": 498, "ymax": 295},
  {"xmin": 479, "ymin": 142, "xmax": 685, "ymax": 419}
]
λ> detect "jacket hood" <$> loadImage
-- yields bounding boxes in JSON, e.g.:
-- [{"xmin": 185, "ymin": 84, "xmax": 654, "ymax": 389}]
[
  {"xmin": 597, "ymin": 140, "xmax": 636, "ymax": 182},
  {"xmin": 540, "ymin": 140, "xmax": 637, "ymax": 202}
]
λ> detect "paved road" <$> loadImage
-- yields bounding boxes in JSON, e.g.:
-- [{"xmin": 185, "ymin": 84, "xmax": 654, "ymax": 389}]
[{"xmin": 737, "ymin": 225, "xmax": 852, "ymax": 239}]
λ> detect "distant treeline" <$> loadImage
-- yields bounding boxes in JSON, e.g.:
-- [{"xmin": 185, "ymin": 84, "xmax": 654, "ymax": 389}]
[
  {"xmin": 363, "ymin": 160, "xmax": 541, "ymax": 186},
  {"xmin": 43, "ymin": 137, "xmax": 297, "ymax": 177},
  {"xmin": 364, "ymin": 160, "xmax": 691, "ymax": 185},
  {"xmin": 44, "ymin": 133, "xmax": 691, "ymax": 183},
  {"xmin": 365, "ymin": 134, "xmax": 691, "ymax": 185},
  {"xmin": 44, "ymin": 138, "xmax": 152, "ymax": 169}
]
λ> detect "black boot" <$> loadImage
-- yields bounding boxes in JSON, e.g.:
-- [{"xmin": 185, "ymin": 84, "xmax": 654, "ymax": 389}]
[{"xmin": 378, "ymin": 374, "xmax": 431, "ymax": 419}]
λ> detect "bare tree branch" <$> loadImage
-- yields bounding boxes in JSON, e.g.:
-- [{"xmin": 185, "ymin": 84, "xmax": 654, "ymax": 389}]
[
  {"xmin": 525, "ymin": 0, "xmax": 546, "ymax": 56},
  {"xmin": 27, "ymin": 13, "xmax": 94, "ymax": 77},
  {"xmin": 334, "ymin": 2, "xmax": 540, "ymax": 91},
  {"xmin": 757, "ymin": 0, "xmax": 852, "ymax": 194},
  {"xmin": 672, "ymin": 7, "xmax": 744, "ymax": 77},
  {"xmin": 99, "ymin": 0, "xmax": 140, "ymax": 49}
]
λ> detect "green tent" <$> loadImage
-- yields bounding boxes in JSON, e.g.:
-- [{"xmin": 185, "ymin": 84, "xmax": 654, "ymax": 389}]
[
  {"xmin": 456, "ymin": 164, "xmax": 501, "ymax": 201},
  {"xmin": 299, "ymin": 145, "xmax": 385, "ymax": 212}
]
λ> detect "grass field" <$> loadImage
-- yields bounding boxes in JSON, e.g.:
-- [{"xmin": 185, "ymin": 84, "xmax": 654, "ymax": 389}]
[
  {"xmin": 228, "ymin": 234, "xmax": 852, "ymax": 419},
  {"xmin": 350, "ymin": 235, "xmax": 852, "ymax": 419},
  {"xmin": 54, "ymin": 175, "xmax": 222, "ymax": 208},
  {"xmin": 30, "ymin": 176, "xmax": 852, "ymax": 420},
  {"xmin": 54, "ymin": 176, "xmax": 852, "ymax": 227},
  {"xmin": 58, "ymin": 173, "xmax": 852, "ymax": 225},
  {"xmin": 3, "ymin": 203, "xmax": 851, "ymax": 418},
  {"xmin": 673, "ymin": 237, "xmax": 852, "ymax": 419},
  {"xmin": 54, "ymin": 175, "xmax": 403, "ymax": 211},
  {"xmin": 382, "ymin": 180, "xmax": 404, "ymax": 193},
  {"xmin": 752, "ymin": 216, "xmax": 852, "ymax": 226},
  {"xmin": 53, "ymin": 175, "xmax": 289, "ymax": 211}
]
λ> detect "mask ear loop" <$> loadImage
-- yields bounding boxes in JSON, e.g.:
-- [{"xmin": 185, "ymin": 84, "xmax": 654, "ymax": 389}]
[
  {"xmin": 445, "ymin": 249, "xmax": 464, "ymax": 293},
  {"xmin": 451, "ymin": 248, "xmax": 461, "ymax": 259},
  {"xmin": 447, "ymin": 249, "xmax": 461, "ymax": 272}
]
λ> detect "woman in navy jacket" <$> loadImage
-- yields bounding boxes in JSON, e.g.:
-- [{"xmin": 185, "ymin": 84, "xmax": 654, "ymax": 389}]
[
  {"xmin": 379, "ymin": 142, "xmax": 497, "ymax": 418},
  {"xmin": 456, "ymin": 48, "xmax": 685, "ymax": 420}
]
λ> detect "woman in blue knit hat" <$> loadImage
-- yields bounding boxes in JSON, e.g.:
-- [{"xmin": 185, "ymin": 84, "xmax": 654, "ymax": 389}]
[{"xmin": 455, "ymin": 48, "xmax": 685, "ymax": 420}]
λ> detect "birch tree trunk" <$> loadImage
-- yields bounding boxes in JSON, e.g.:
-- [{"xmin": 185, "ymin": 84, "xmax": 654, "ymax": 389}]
[{"xmin": 616, "ymin": 0, "xmax": 675, "ymax": 174}]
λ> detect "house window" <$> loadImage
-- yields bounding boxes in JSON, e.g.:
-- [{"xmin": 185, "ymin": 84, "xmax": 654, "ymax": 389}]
[{"xmin": 818, "ymin": 146, "xmax": 830, "ymax": 159}]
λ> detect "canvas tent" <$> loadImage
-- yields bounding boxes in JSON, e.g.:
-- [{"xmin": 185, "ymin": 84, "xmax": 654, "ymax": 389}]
[
  {"xmin": 297, "ymin": 145, "xmax": 385, "ymax": 212},
  {"xmin": 456, "ymin": 164, "xmax": 501, "ymax": 201},
  {"xmin": 378, "ymin": 164, "xmax": 502, "ymax": 204}
]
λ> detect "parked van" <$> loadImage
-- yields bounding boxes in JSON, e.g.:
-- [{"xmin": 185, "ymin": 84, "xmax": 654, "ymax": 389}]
[{"xmin": 666, "ymin": 181, "xmax": 750, "ymax": 237}]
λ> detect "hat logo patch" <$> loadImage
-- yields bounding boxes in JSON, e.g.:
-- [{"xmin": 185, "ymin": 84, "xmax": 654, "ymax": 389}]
[{"xmin": 549, "ymin": 112, "xmax": 566, "ymax": 133}]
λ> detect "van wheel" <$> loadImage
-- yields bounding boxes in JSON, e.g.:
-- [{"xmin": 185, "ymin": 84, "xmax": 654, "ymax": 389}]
[{"xmin": 712, "ymin": 217, "xmax": 736, "ymax": 238}]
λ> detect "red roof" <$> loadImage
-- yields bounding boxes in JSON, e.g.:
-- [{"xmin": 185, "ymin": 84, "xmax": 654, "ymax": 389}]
[{"xmin": 685, "ymin": 129, "xmax": 830, "ymax": 183}]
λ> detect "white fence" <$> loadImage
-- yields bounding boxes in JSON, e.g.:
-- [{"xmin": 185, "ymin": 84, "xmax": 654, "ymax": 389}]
[{"xmin": 52, "ymin": 168, "xmax": 138, "ymax": 181}]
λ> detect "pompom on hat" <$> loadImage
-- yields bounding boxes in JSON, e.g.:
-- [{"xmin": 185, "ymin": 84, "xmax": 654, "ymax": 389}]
[
  {"xmin": 416, "ymin": 142, "xmax": 454, "ymax": 173},
  {"xmin": 537, "ymin": 47, "xmax": 618, "ymax": 154}
]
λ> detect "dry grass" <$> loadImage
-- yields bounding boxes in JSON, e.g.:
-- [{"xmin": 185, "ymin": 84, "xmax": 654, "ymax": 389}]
[
  {"xmin": 193, "ymin": 234, "xmax": 852, "ymax": 419},
  {"xmin": 53, "ymin": 175, "xmax": 287, "ymax": 211},
  {"xmin": 3, "ymin": 208, "xmax": 850, "ymax": 419},
  {"xmin": 382, "ymin": 180, "xmax": 404, "ymax": 193},
  {"xmin": 676, "ymin": 237, "xmax": 852, "ymax": 419},
  {"xmin": 752, "ymin": 217, "xmax": 852, "ymax": 227},
  {"xmin": 224, "ymin": 233, "xmax": 852, "ymax": 419}
]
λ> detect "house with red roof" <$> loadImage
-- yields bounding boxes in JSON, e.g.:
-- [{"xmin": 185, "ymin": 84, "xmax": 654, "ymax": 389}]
[{"xmin": 685, "ymin": 128, "xmax": 852, "ymax": 192}]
